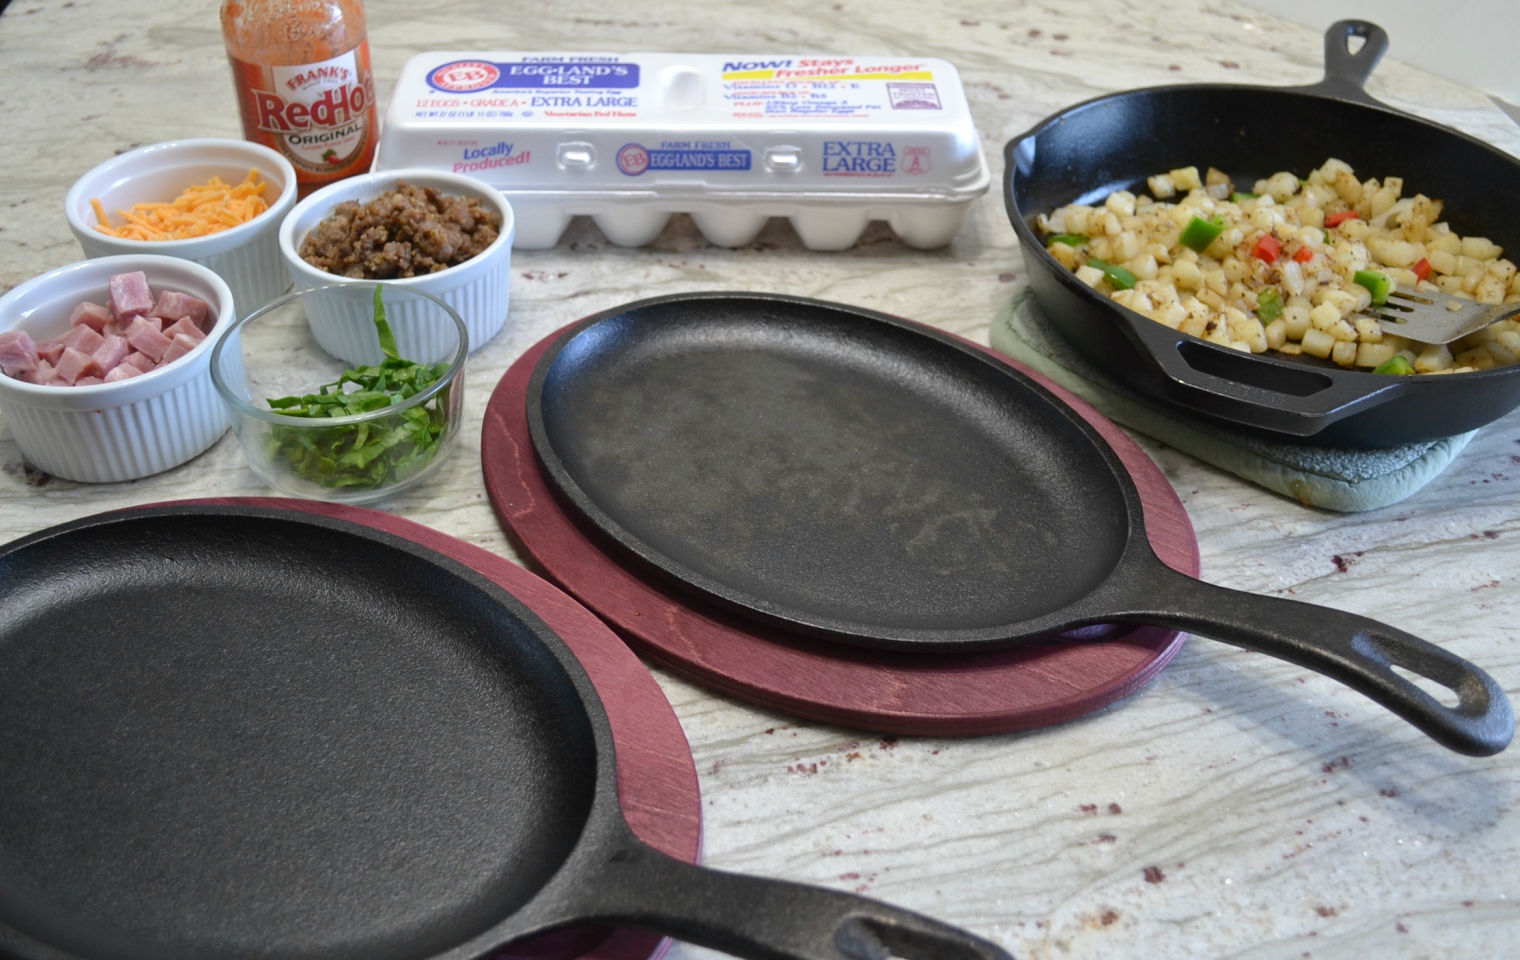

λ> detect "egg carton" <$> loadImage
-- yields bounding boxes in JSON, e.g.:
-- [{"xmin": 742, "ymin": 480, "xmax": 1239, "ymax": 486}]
[{"xmin": 376, "ymin": 52, "xmax": 991, "ymax": 250}]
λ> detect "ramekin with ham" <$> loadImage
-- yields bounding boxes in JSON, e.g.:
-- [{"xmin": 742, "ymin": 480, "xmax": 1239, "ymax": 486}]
[{"xmin": 0, "ymin": 270, "xmax": 216, "ymax": 386}]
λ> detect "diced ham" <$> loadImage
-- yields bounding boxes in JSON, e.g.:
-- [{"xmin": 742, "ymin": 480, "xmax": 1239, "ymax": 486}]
[
  {"xmin": 160, "ymin": 333, "xmax": 201, "ymax": 365},
  {"xmin": 125, "ymin": 317, "xmax": 172, "ymax": 361},
  {"xmin": 37, "ymin": 339, "xmax": 66, "ymax": 365},
  {"xmin": 102, "ymin": 363, "xmax": 143, "ymax": 383},
  {"xmin": 70, "ymin": 302, "xmax": 113, "ymax": 333},
  {"xmin": 54, "ymin": 347, "xmax": 98, "ymax": 384},
  {"xmin": 24, "ymin": 359, "xmax": 56, "ymax": 385},
  {"xmin": 162, "ymin": 317, "xmax": 206, "ymax": 343},
  {"xmin": 92, "ymin": 334, "xmax": 131, "ymax": 373},
  {"xmin": 0, "ymin": 330, "xmax": 39, "ymax": 378},
  {"xmin": 108, "ymin": 271, "xmax": 155, "ymax": 320},
  {"xmin": 20, "ymin": 281, "xmax": 210, "ymax": 387},
  {"xmin": 61, "ymin": 324, "xmax": 106, "ymax": 355},
  {"xmin": 150, "ymin": 290, "xmax": 211, "ymax": 330}
]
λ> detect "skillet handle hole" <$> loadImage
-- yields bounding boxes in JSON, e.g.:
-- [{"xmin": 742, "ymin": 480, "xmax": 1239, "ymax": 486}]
[
  {"xmin": 1176, "ymin": 340, "xmax": 1335, "ymax": 397},
  {"xmin": 836, "ymin": 917, "xmax": 1002, "ymax": 960},
  {"xmin": 1389, "ymin": 664, "xmax": 1460, "ymax": 708},
  {"xmin": 1345, "ymin": 34, "xmax": 1366, "ymax": 55}
]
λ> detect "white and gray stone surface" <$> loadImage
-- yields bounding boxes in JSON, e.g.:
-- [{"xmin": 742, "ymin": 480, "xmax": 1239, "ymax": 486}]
[{"xmin": 1, "ymin": 2, "xmax": 1517, "ymax": 958}]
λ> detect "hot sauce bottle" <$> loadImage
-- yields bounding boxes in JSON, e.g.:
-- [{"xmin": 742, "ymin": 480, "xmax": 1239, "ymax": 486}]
[{"xmin": 221, "ymin": 0, "xmax": 378, "ymax": 197}]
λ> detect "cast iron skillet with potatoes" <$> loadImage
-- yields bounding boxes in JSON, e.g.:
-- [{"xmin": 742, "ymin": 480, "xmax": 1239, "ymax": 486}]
[{"xmin": 1003, "ymin": 20, "xmax": 1520, "ymax": 447}]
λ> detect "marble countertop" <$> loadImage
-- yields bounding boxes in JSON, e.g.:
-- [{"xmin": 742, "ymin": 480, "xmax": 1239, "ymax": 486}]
[{"xmin": 2, "ymin": 1, "xmax": 1518, "ymax": 957}]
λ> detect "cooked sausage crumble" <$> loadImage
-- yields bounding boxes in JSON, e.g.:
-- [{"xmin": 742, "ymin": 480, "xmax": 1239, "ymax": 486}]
[{"xmin": 299, "ymin": 182, "xmax": 502, "ymax": 279}]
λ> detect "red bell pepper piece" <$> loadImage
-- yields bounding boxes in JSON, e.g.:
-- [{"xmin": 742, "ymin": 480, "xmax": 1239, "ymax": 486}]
[
  {"xmin": 1293, "ymin": 245, "xmax": 1314, "ymax": 263},
  {"xmin": 1325, "ymin": 211, "xmax": 1359, "ymax": 227},
  {"xmin": 1253, "ymin": 234, "xmax": 1282, "ymax": 264},
  {"xmin": 1413, "ymin": 257, "xmax": 1432, "ymax": 283}
]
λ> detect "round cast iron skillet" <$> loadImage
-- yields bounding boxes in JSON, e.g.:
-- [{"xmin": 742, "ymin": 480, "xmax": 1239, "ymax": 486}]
[
  {"xmin": 0, "ymin": 506, "xmax": 1011, "ymax": 960},
  {"xmin": 1002, "ymin": 20, "xmax": 1520, "ymax": 447},
  {"xmin": 526, "ymin": 293, "xmax": 1511, "ymax": 756}
]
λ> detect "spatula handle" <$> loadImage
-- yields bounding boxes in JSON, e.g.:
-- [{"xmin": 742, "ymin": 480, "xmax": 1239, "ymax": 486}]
[
  {"xmin": 1112, "ymin": 565, "xmax": 1512, "ymax": 756},
  {"xmin": 553, "ymin": 839, "xmax": 1014, "ymax": 960}
]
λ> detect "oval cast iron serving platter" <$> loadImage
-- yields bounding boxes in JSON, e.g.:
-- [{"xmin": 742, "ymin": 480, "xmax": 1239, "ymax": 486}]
[
  {"xmin": 485, "ymin": 315, "xmax": 1198, "ymax": 737},
  {"xmin": 0, "ymin": 505, "xmax": 1011, "ymax": 960},
  {"xmin": 1003, "ymin": 20, "xmax": 1520, "ymax": 446},
  {"xmin": 524, "ymin": 293, "xmax": 1512, "ymax": 757},
  {"xmin": 142, "ymin": 496, "xmax": 702, "ymax": 960}
]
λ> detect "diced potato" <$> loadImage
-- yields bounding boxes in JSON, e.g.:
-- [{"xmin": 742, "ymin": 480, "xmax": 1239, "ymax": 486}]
[
  {"xmin": 1064, "ymin": 206, "xmax": 1093, "ymax": 235},
  {"xmin": 1414, "ymin": 343, "xmax": 1454, "ymax": 372},
  {"xmin": 1154, "ymin": 300, "xmax": 1187, "ymax": 329},
  {"xmin": 1127, "ymin": 253, "xmax": 1159, "ymax": 281},
  {"xmin": 1354, "ymin": 317, "xmax": 1383, "ymax": 343},
  {"xmin": 1301, "ymin": 327, "xmax": 1336, "ymax": 358},
  {"xmin": 1171, "ymin": 259, "xmax": 1203, "ymax": 290},
  {"xmin": 1283, "ymin": 304, "xmax": 1312, "ymax": 340},
  {"xmin": 1265, "ymin": 318, "xmax": 1288, "ymax": 349},
  {"xmin": 1328, "ymin": 319, "xmax": 1358, "ymax": 342},
  {"xmin": 1264, "ymin": 171, "xmax": 1299, "ymax": 202},
  {"xmin": 1310, "ymin": 302, "xmax": 1343, "ymax": 331},
  {"xmin": 1331, "ymin": 339, "xmax": 1358, "ymax": 367},
  {"xmin": 1476, "ymin": 275, "xmax": 1508, "ymax": 305},
  {"xmin": 1075, "ymin": 264, "xmax": 1105, "ymax": 288},
  {"xmin": 1115, "ymin": 231, "xmax": 1142, "ymax": 261},
  {"xmin": 1333, "ymin": 168, "xmax": 1363, "ymax": 204},
  {"xmin": 1356, "ymin": 342, "xmax": 1396, "ymax": 368},
  {"xmin": 1170, "ymin": 166, "xmax": 1202, "ymax": 191},
  {"xmin": 1461, "ymin": 236, "xmax": 1502, "ymax": 260},
  {"xmin": 1148, "ymin": 174, "xmax": 1177, "ymax": 199},
  {"xmin": 1049, "ymin": 241, "xmax": 1080, "ymax": 269}
]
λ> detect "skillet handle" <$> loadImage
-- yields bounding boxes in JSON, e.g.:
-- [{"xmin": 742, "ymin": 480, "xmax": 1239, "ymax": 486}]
[
  {"xmin": 1103, "ymin": 563, "xmax": 1512, "ymax": 756},
  {"xmin": 1123, "ymin": 312, "xmax": 1402, "ymax": 436},
  {"xmin": 557, "ymin": 840, "xmax": 1014, "ymax": 960},
  {"xmin": 1304, "ymin": 20, "xmax": 1390, "ymax": 106}
]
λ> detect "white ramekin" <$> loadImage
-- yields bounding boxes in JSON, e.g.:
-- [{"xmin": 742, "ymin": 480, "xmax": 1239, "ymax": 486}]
[
  {"xmin": 0, "ymin": 255, "xmax": 234, "ymax": 482},
  {"xmin": 278, "ymin": 168, "xmax": 515, "ymax": 364},
  {"xmin": 64, "ymin": 139, "xmax": 297, "ymax": 319}
]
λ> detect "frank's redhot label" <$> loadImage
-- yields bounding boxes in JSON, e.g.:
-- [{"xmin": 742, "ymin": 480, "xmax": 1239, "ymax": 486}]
[{"xmin": 229, "ymin": 41, "xmax": 378, "ymax": 195}]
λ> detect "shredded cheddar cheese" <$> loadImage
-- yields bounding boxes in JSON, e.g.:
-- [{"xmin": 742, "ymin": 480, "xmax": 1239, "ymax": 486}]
[{"xmin": 92, "ymin": 169, "xmax": 271, "ymax": 241}]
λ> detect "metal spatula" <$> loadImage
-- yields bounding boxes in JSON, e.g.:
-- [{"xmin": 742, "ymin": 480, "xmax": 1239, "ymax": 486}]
[{"xmin": 1373, "ymin": 287, "xmax": 1520, "ymax": 344}]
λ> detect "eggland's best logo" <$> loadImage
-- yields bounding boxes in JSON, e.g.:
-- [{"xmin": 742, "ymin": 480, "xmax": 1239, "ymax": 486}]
[
  {"xmin": 617, "ymin": 144, "xmax": 650, "ymax": 176},
  {"xmin": 429, "ymin": 61, "xmax": 501, "ymax": 92}
]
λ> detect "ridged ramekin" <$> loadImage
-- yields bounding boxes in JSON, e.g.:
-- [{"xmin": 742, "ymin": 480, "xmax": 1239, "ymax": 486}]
[
  {"xmin": 0, "ymin": 255, "xmax": 234, "ymax": 482},
  {"xmin": 278, "ymin": 168, "xmax": 515, "ymax": 365},
  {"xmin": 64, "ymin": 139, "xmax": 297, "ymax": 320}
]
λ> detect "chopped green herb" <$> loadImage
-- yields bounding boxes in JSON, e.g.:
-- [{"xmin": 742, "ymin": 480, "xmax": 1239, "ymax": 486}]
[
  {"xmin": 1045, "ymin": 233, "xmax": 1089, "ymax": 248},
  {"xmin": 265, "ymin": 286, "xmax": 454, "ymax": 490},
  {"xmin": 1353, "ymin": 269, "xmax": 1392, "ymax": 305},
  {"xmin": 1255, "ymin": 287, "xmax": 1284, "ymax": 323},
  {"xmin": 1231, "ymin": 191, "xmax": 1258, "ymax": 203},
  {"xmin": 1373, "ymin": 355, "xmax": 1415, "ymax": 376},
  {"xmin": 1179, "ymin": 215, "xmax": 1225, "ymax": 252},
  {"xmin": 1086, "ymin": 258, "xmax": 1138, "ymax": 290}
]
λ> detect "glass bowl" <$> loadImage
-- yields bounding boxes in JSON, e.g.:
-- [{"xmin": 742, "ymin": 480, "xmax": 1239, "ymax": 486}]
[{"xmin": 210, "ymin": 283, "xmax": 467, "ymax": 504}]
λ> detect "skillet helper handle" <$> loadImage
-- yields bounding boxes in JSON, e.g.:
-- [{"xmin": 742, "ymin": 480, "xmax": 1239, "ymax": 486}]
[
  {"xmin": 1123, "ymin": 318, "xmax": 1402, "ymax": 436},
  {"xmin": 1123, "ymin": 567, "xmax": 1512, "ymax": 756},
  {"xmin": 1312, "ymin": 20, "xmax": 1390, "ymax": 105},
  {"xmin": 568, "ymin": 841, "xmax": 1014, "ymax": 960}
]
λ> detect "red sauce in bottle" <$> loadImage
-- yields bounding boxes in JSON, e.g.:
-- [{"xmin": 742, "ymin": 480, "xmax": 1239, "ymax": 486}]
[{"xmin": 221, "ymin": 0, "xmax": 378, "ymax": 197}]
